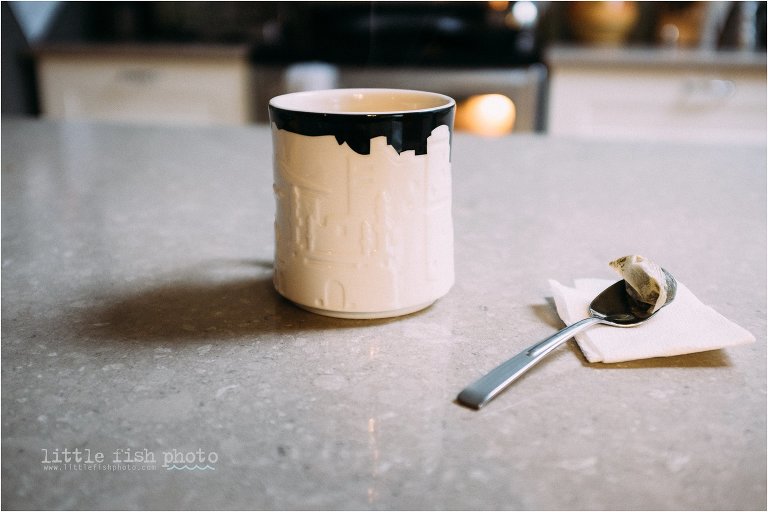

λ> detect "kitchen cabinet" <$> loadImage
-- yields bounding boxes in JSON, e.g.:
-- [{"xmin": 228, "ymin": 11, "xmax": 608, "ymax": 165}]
[
  {"xmin": 34, "ymin": 43, "xmax": 262, "ymax": 126},
  {"xmin": 547, "ymin": 46, "xmax": 767, "ymax": 144}
]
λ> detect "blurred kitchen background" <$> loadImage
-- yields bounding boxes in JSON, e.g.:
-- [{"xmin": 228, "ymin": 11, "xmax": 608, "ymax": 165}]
[{"xmin": 2, "ymin": 1, "xmax": 766, "ymax": 143}]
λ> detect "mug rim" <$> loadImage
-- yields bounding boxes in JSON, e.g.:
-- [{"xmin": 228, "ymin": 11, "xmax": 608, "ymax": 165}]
[{"xmin": 269, "ymin": 88, "xmax": 455, "ymax": 115}]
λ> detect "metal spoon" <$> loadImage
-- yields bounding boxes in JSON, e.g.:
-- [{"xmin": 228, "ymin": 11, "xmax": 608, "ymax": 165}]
[{"xmin": 457, "ymin": 275, "xmax": 677, "ymax": 410}]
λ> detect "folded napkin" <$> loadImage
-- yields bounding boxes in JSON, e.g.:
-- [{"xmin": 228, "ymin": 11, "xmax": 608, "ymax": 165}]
[{"xmin": 549, "ymin": 278, "xmax": 756, "ymax": 363}]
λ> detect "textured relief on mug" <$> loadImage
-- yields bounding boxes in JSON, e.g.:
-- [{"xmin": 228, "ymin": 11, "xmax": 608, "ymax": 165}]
[{"xmin": 269, "ymin": 89, "xmax": 455, "ymax": 319}]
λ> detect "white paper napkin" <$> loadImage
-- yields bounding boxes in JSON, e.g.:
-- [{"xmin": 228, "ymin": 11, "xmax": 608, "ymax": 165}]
[{"xmin": 549, "ymin": 278, "xmax": 756, "ymax": 363}]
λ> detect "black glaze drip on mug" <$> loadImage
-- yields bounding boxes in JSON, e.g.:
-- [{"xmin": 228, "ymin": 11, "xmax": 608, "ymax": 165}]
[{"xmin": 269, "ymin": 105, "xmax": 454, "ymax": 157}]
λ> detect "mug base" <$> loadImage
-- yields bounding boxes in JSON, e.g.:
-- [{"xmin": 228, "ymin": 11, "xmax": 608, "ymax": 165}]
[{"xmin": 293, "ymin": 300, "xmax": 436, "ymax": 320}]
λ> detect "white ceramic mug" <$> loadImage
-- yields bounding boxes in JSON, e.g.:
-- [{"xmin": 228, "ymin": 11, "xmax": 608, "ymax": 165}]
[{"xmin": 269, "ymin": 89, "xmax": 455, "ymax": 319}]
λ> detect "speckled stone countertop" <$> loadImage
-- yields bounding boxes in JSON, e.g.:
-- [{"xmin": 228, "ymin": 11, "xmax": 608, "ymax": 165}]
[{"xmin": 2, "ymin": 118, "xmax": 765, "ymax": 510}]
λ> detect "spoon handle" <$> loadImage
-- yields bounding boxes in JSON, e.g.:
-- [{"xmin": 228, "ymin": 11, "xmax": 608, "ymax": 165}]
[{"xmin": 457, "ymin": 316, "xmax": 601, "ymax": 409}]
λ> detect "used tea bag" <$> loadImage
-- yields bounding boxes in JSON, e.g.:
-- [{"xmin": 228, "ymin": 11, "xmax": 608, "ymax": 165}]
[{"xmin": 609, "ymin": 255, "xmax": 677, "ymax": 318}]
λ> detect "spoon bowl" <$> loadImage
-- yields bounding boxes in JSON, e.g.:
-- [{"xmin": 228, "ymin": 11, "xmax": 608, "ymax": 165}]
[
  {"xmin": 457, "ymin": 273, "xmax": 677, "ymax": 410},
  {"xmin": 590, "ymin": 276, "xmax": 676, "ymax": 326}
]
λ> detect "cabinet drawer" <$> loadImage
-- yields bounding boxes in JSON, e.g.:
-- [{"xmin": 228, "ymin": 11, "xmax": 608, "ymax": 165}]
[
  {"xmin": 37, "ymin": 55, "xmax": 253, "ymax": 126},
  {"xmin": 549, "ymin": 68, "xmax": 766, "ymax": 144}
]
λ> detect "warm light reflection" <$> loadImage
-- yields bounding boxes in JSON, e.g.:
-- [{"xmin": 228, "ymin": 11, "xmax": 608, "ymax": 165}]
[
  {"xmin": 455, "ymin": 94, "xmax": 516, "ymax": 136},
  {"xmin": 367, "ymin": 416, "xmax": 379, "ymax": 504},
  {"xmin": 487, "ymin": 1, "xmax": 510, "ymax": 12}
]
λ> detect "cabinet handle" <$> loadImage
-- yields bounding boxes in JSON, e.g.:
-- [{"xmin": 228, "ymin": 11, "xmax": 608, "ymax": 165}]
[
  {"xmin": 682, "ymin": 78, "xmax": 736, "ymax": 101},
  {"xmin": 115, "ymin": 68, "xmax": 160, "ymax": 85}
]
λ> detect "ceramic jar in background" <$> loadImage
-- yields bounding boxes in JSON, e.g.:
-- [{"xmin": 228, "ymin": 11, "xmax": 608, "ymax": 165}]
[
  {"xmin": 568, "ymin": 1, "xmax": 639, "ymax": 46},
  {"xmin": 268, "ymin": 89, "xmax": 456, "ymax": 319}
]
